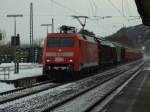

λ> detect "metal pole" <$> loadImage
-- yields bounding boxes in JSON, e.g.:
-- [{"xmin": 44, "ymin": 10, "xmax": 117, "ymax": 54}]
[
  {"xmin": 52, "ymin": 18, "xmax": 54, "ymax": 33},
  {"xmin": 47, "ymin": 26, "xmax": 48, "ymax": 34},
  {"xmin": 30, "ymin": 2, "xmax": 34, "ymax": 63},
  {"xmin": 41, "ymin": 24, "xmax": 53, "ymax": 34},
  {"xmin": 31, "ymin": 3, "xmax": 34, "ymax": 54},
  {"xmin": 14, "ymin": 17, "xmax": 16, "ymax": 36},
  {"xmin": 14, "ymin": 17, "xmax": 17, "ymax": 73},
  {"xmin": 6, "ymin": 14, "xmax": 23, "ymax": 74},
  {"xmin": 30, "ymin": 4, "xmax": 32, "ymax": 52}
]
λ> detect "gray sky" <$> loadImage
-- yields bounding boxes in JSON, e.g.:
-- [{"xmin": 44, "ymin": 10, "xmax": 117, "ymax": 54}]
[{"xmin": 0, "ymin": 0, "xmax": 141, "ymax": 44}]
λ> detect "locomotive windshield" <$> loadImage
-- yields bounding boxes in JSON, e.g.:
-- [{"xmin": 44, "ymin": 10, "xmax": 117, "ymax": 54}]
[{"xmin": 47, "ymin": 37, "xmax": 74, "ymax": 47}]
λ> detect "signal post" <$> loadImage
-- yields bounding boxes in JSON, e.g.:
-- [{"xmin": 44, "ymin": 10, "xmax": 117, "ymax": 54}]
[{"xmin": 7, "ymin": 14, "xmax": 23, "ymax": 74}]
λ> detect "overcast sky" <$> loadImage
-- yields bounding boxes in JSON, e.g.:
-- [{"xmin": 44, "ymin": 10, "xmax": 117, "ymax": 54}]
[{"xmin": 0, "ymin": 0, "xmax": 141, "ymax": 44}]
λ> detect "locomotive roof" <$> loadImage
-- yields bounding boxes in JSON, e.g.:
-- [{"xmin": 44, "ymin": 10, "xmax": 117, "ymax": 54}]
[
  {"xmin": 47, "ymin": 33, "xmax": 77, "ymax": 36},
  {"xmin": 78, "ymin": 34, "xmax": 97, "ymax": 43},
  {"xmin": 47, "ymin": 33, "xmax": 97, "ymax": 43}
]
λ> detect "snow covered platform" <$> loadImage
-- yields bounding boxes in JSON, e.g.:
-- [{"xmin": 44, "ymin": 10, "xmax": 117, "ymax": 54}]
[{"xmin": 0, "ymin": 63, "xmax": 45, "ymax": 87}]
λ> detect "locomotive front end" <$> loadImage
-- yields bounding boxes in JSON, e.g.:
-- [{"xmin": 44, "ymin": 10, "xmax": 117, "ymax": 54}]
[{"xmin": 42, "ymin": 33, "xmax": 79, "ymax": 76}]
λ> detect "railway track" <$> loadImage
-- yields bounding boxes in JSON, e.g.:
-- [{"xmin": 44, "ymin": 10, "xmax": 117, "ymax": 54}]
[
  {"xmin": 88, "ymin": 68, "xmax": 142, "ymax": 112},
  {"xmin": 0, "ymin": 60, "xmax": 143, "ymax": 112},
  {"xmin": 45, "ymin": 63, "xmax": 144, "ymax": 112},
  {"xmin": 0, "ymin": 60, "xmax": 141, "ymax": 104},
  {"xmin": 0, "ymin": 80, "xmax": 52, "ymax": 95},
  {"xmin": 0, "ymin": 80, "xmax": 62, "ymax": 104}
]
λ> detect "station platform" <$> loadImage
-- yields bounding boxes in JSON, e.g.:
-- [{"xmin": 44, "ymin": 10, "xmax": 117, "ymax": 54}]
[
  {"xmin": 0, "ymin": 63, "xmax": 44, "ymax": 87},
  {"xmin": 107, "ymin": 65, "xmax": 150, "ymax": 112}
]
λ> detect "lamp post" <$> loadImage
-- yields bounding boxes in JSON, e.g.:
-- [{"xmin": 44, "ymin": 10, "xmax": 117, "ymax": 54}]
[
  {"xmin": 41, "ymin": 19, "xmax": 54, "ymax": 34},
  {"xmin": 41, "ymin": 23, "xmax": 54, "ymax": 34},
  {"xmin": 7, "ymin": 14, "xmax": 23, "ymax": 74},
  {"xmin": 7, "ymin": 14, "xmax": 23, "ymax": 36}
]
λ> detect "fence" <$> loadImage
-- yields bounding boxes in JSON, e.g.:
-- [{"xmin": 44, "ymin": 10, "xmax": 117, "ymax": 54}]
[{"xmin": 0, "ymin": 67, "xmax": 10, "ymax": 80}]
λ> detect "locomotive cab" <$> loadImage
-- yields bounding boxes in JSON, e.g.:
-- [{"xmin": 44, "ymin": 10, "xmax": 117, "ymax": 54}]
[{"xmin": 42, "ymin": 26, "xmax": 80, "ymax": 76}]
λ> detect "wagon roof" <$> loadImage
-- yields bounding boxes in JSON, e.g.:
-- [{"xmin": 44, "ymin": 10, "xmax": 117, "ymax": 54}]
[{"xmin": 100, "ymin": 40, "xmax": 115, "ymax": 47}]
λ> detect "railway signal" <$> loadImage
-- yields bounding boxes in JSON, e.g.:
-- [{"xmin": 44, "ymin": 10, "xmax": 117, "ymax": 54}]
[{"xmin": 11, "ymin": 34, "xmax": 20, "ymax": 46}]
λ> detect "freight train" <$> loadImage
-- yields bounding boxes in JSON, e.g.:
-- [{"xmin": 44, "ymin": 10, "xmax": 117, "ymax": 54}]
[{"xmin": 42, "ymin": 25, "xmax": 143, "ymax": 78}]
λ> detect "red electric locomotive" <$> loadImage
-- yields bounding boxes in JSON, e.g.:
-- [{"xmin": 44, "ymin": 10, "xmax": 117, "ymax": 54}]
[
  {"xmin": 42, "ymin": 25, "xmax": 143, "ymax": 78},
  {"xmin": 42, "ymin": 25, "xmax": 99, "ymax": 77}
]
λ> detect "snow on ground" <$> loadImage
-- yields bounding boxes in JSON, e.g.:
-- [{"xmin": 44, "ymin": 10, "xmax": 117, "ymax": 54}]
[
  {"xmin": 144, "ymin": 67, "xmax": 150, "ymax": 71},
  {"xmin": 0, "ymin": 63, "xmax": 43, "ymax": 80},
  {"xmin": 0, "ymin": 63, "xmax": 33, "ymax": 67},
  {"xmin": 0, "ymin": 83, "xmax": 15, "ymax": 93},
  {"xmin": 0, "ymin": 63, "xmax": 43, "ymax": 93},
  {"xmin": 0, "ymin": 63, "xmax": 42, "ymax": 69},
  {"xmin": 143, "ymin": 61, "xmax": 150, "ymax": 71}
]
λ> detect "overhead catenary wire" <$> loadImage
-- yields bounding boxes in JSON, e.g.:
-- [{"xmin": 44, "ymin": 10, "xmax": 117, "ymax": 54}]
[
  {"xmin": 92, "ymin": 0, "xmax": 97, "ymax": 11},
  {"xmin": 89, "ymin": 0, "xmax": 95, "ymax": 16},
  {"xmin": 49, "ymin": 0, "xmax": 83, "ymax": 15},
  {"xmin": 125, "ymin": 0, "xmax": 132, "ymax": 16},
  {"xmin": 106, "ymin": 0, "xmax": 131, "ymax": 27},
  {"xmin": 89, "ymin": 18, "xmax": 115, "ymax": 36},
  {"xmin": 50, "ymin": 0, "xmax": 110, "ymax": 36},
  {"xmin": 123, "ymin": 0, "xmax": 141, "ymax": 26},
  {"xmin": 107, "ymin": 0, "xmax": 125, "ymax": 17},
  {"xmin": 125, "ymin": 0, "xmax": 141, "ymax": 21},
  {"xmin": 89, "ymin": 0, "xmax": 97, "ymax": 16},
  {"xmin": 47, "ymin": 0, "xmax": 140, "ymax": 36},
  {"xmin": 48, "ymin": 0, "xmax": 104, "ymax": 33},
  {"xmin": 49, "ymin": 0, "xmax": 98, "ymax": 29},
  {"xmin": 89, "ymin": 0, "xmax": 127, "ymax": 33},
  {"xmin": 48, "ymin": 0, "xmax": 129, "ymax": 22},
  {"xmin": 50, "ymin": 0, "xmax": 123, "ymax": 36}
]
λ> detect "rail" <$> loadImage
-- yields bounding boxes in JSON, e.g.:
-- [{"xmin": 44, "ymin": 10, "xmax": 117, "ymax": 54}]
[{"xmin": 0, "ymin": 60, "xmax": 143, "ymax": 112}]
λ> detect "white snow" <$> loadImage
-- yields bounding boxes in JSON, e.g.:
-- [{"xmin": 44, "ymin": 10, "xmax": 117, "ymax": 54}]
[
  {"xmin": 0, "ymin": 63, "xmax": 42, "ymax": 69},
  {"xmin": 143, "ymin": 62, "xmax": 150, "ymax": 71},
  {"xmin": 0, "ymin": 63, "xmax": 42, "ymax": 92},
  {"xmin": 0, "ymin": 63, "xmax": 43, "ymax": 93},
  {"xmin": 144, "ymin": 67, "xmax": 150, "ymax": 71},
  {"xmin": 0, "ymin": 63, "xmax": 43, "ymax": 80},
  {"xmin": 0, "ymin": 83, "xmax": 15, "ymax": 93}
]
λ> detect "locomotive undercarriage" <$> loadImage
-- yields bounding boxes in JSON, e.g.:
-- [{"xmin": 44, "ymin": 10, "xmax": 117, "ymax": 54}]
[
  {"xmin": 43, "ymin": 64, "xmax": 72, "ymax": 73},
  {"xmin": 43, "ymin": 64, "xmax": 74, "ymax": 79},
  {"xmin": 43, "ymin": 63, "xmax": 99, "ymax": 80}
]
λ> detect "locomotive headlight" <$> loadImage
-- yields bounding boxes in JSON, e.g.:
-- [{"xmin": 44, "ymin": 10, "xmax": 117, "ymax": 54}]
[
  {"xmin": 68, "ymin": 59, "xmax": 73, "ymax": 62},
  {"xmin": 46, "ymin": 59, "xmax": 51, "ymax": 62}
]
